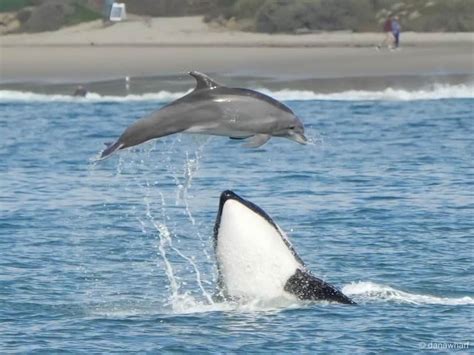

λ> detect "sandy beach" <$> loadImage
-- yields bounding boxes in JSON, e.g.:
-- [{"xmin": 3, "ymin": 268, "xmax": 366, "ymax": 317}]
[{"xmin": 1, "ymin": 16, "xmax": 473, "ymax": 90}]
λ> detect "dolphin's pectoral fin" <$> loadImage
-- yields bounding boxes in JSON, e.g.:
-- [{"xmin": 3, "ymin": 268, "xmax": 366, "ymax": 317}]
[
  {"xmin": 229, "ymin": 136, "xmax": 251, "ymax": 140},
  {"xmin": 243, "ymin": 134, "xmax": 271, "ymax": 148},
  {"xmin": 189, "ymin": 71, "xmax": 221, "ymax": 91},
  {"xmin": 284, "ymin": 269, "xmax": 356, "ymax": 304}
]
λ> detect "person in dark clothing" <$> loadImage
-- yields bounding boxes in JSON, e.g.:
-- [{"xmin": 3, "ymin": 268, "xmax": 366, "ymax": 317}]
[
  {"xmin": 376, "ymin": 16, "xmax": 394, "ymax": 50},
  {"xmin": 391, "ymin": 16, "xmax": 401, "ymax": 48}
]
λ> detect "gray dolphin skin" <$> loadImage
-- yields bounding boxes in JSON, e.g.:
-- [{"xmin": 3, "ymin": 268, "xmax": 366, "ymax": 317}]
[{"xmin": 100, "ymin": 71, "xmax": 307, "ymax": 159}]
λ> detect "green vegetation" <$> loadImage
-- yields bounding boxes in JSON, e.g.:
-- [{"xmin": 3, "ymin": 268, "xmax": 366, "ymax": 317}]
[
  {"xmin": 0, "ymin": 0, "xmax": 34, "ymax": 13},
  {"xmin": 255, "ymin": 0, "xmax": 375, "ymax": 33},
  {"xmin": 406, "ymin": 0, "xmax": 474, "ymax": 31},
  {"xmin": 231, "ymin": 0, "xmax": 266, "ymax": 19},
  {"xmin": 2, "ymin": 0, "xmax": 102, "ymax": 33},
  {"xmin": 2, "ymin": 0, "xmax": 473, "ymax": 33},
  {"xmin": 65, "ymin": 2, "xmax": 102, "ymax": 26},
  {"xmin": 207, "ymin": 0, "xmax": 474, "ymax": 32}
]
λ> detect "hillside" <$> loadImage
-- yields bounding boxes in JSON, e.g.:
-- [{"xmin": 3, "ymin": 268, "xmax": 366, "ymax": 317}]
[
  {"xmin": 207, "ymin": 0, "xmax": 474, "ymax": 33},
  {"xmin": 1, "ymin": 0, "xmax": 473, "ymax": 34}
]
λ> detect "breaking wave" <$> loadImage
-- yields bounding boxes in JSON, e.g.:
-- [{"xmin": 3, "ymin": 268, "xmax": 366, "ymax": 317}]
[
  {"xmin": 0, "ymin": 90, "xmax": 191, "ymax": 103},
  {"xmin": 1, "ymin": 83, "xmax": 472, "ymax": 103},
  {"xmin": 261, "ymin": 83, "xmax": 474, "ymax": 101},
  {"xmin": 87, "ymin": 281, "xmax": 473, "ymax": 317},
  {"xmin": 343, "ymin": 281, "xmax": 474, "ymax": 305}
]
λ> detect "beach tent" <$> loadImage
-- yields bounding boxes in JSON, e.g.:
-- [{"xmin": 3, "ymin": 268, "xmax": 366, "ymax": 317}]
[{"xmin": 109, "ymin": 3, "xmax": 127, "ymax": 22}]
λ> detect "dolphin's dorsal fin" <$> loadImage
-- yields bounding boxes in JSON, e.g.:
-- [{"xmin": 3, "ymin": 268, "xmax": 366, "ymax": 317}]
[{"xmin": 189, "ymin": 71, "xmax": 221, "ymax": 91}]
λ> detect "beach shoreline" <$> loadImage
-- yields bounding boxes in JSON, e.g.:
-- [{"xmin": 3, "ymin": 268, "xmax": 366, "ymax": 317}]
[
  {"xmin": 2, "ymin": 73, "xmax": 472, "ymax": 98},
  {"xmin": 1, "ymin": 17, "xmax": 473, "ymax": 91}
]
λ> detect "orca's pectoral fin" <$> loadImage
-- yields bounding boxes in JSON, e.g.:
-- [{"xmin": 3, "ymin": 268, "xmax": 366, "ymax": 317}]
[
  {"xmin": 284, "ymin": 269, "xmax": 356, "ymax": 305},
  {"xmin": 243, "ymin": 134, "xmax": 271, "ymax": 148},
  {"xmin": 99, "ymin": 140, "xmax": 124, "ymax": 160}
]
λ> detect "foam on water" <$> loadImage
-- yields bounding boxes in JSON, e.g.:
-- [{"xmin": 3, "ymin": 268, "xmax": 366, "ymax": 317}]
[
  {"xmin": 168, "ymin": 280, "xmax": 474, "ymax": 314},
  {"xmin": 343, "ymin": 281, "xmax": 474, "ymax": 305},
  {"xmin": 86, "ymin": 294, "xmax": 304, "ymax": 318},
  {"xmin": 168, "ymin": 296, "xmax": 304, "ymax": 314},
  {"xmin": 87, "ymin": 279, "xmax": 474, "ymax": 318},
  {"xmin": 260, "ymin": 83, "xmax": 474, "ymax": 101},
  {"xmin": 1, "ymin": 83, "xmax": 473, "ymax": 103},
  {"xmin": 0, "ymin": 90, "xmax": 191, "ymax": 103}
]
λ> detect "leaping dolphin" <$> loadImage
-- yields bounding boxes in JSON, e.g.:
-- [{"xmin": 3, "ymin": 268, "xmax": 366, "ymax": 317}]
[
  {"xmin": 100, "ymin": 71, "xmax": 307, "ymax": 159},
  {"xmin": 213, "ymin": 190, "xmax": 356, "ymax": 304}
]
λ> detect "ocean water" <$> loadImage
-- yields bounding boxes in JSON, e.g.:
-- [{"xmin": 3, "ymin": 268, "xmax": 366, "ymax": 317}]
[{"xmin": 1, "ymin": 85, "xmax": 473, "ymax": 353}]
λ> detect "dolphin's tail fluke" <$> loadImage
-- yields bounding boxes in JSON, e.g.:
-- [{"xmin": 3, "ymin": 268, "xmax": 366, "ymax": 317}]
[{"xmin": 99, "ymin": 141, "xmax": 124, "ymax": 160}]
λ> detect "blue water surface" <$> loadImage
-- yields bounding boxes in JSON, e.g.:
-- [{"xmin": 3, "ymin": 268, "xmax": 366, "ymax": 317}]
[{"xmin": 0, "ymin": 97, "xmax": 473, "ymax": 353}]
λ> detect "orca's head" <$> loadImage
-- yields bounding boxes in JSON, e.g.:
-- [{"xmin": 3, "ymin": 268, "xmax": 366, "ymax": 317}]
[
  {"xmin": 213, "ymin": 190, "xmax": 304, "ymax": 301},
  {"xmin": 213, "ymin": 190, "xmax": 356, "ymax": 305}
]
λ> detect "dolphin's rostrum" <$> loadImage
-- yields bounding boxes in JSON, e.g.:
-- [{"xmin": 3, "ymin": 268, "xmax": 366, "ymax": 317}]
[{"xmin": 100, "ymin": 71, "xmax": 307, "ymax": 159}]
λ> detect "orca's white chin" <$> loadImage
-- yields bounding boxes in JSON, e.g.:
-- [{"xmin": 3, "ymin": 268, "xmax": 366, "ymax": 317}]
[{"xmin": 215, "ymin": 197, "xmax": 300, "ymax": 301}]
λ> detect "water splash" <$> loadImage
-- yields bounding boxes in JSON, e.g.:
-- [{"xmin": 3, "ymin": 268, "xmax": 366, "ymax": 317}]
[
  {"xmin": 172, "ymin": 138, "xmax": 214, "ymax": 305},
  {"xmin": 115, "ymin": 138, "xmax": 215, "ymax": 311},
  {"xmin": 177, "ymin": 139, "xmax": 212, "ymax": 262},
  {"xmin": 343, "ymin": 281, "xmax": 474, "ymax": 305},
  {"xmin": 145, "ymin": 194, "xmax": 181, "ymax": 306}
]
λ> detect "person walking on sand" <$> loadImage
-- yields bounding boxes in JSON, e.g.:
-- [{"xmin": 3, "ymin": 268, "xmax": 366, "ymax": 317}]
[
  {"xmin": 377, "ymin": 15, "xmax": 394, "ymax": 50},
  {"xmin": 391, "ymin": 16, "xmax": 401, "ymax": 49}
]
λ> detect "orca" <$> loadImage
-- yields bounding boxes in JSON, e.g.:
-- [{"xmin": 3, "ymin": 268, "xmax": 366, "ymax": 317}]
[{"xmin": 213, "ymin": 190, "xmax": 355, "ymax": 304}]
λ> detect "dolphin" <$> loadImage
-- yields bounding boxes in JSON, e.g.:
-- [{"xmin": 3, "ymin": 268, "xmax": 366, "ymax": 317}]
[
  {"xmin": 213, "ymin": 190, "xmax": 356, "ymax": 304},
  {"xmin": 100, "ymin": 71, "xmax": 307, "ymax": 159}
]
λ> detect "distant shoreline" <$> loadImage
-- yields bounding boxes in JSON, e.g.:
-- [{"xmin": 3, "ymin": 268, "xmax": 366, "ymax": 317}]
[{"xmin": 1, "ymin": 17, "xmax": 473, "ymax": 89}]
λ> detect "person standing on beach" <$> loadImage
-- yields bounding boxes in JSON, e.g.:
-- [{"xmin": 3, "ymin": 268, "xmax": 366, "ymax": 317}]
[
  {"xmin": 391, "ymin": 16, "xmax": 401, "ymax": 49},
  {"xmin": 377, "ymin": 16, "xmax": 394, "ymax": 50}
]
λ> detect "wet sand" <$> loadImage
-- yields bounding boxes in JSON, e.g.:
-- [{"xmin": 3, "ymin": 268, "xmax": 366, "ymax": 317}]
[{"xmin": 1, "ymin": 17, "xmax": 473, "ymax": 90}]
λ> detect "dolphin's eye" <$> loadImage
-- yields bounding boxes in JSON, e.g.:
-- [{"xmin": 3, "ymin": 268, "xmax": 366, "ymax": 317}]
[{"xmin": 289, "ymin": 126, "xmax": 295, "ymax": 130}]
